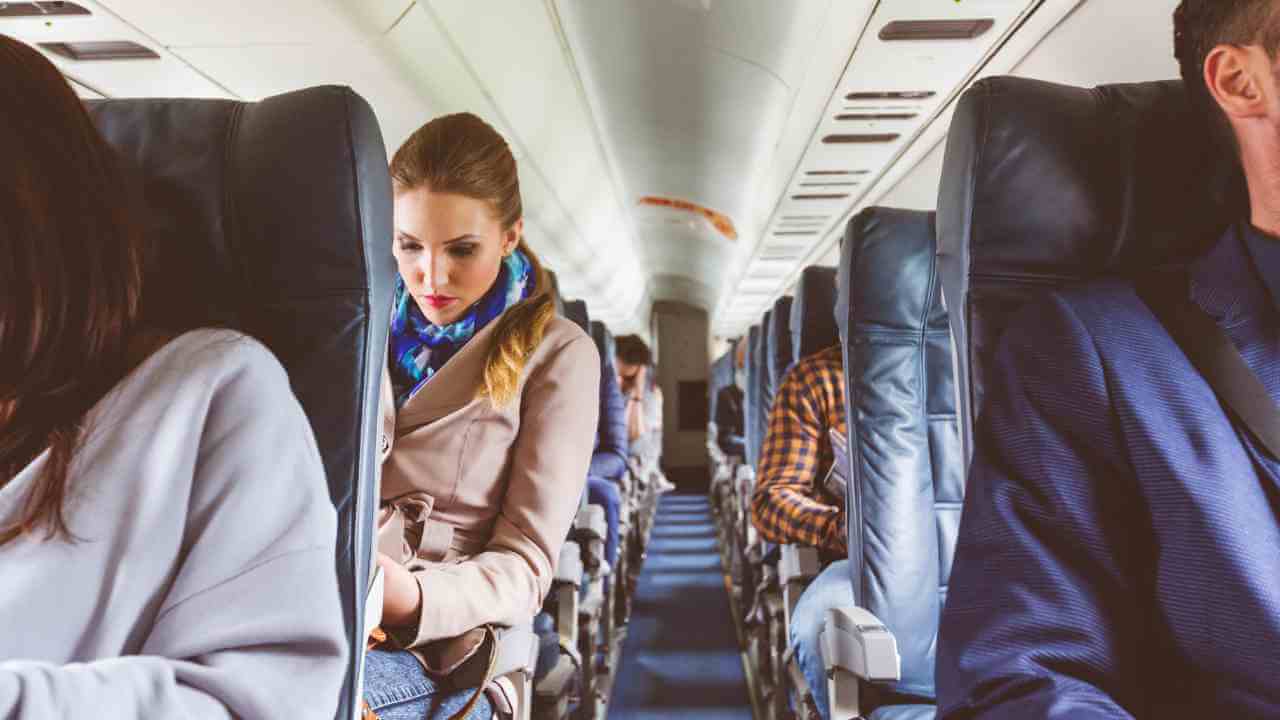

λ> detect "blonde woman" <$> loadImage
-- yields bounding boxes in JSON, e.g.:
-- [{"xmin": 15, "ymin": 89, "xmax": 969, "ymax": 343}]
[{"xmin": 365, "ymin": 113, "xmax": 599, "ymax": 720}]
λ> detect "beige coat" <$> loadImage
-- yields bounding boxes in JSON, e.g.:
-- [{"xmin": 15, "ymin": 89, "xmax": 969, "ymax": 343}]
[{"xmin": 378, "ymin": 315, "xmax": 600, "ymax": 646}]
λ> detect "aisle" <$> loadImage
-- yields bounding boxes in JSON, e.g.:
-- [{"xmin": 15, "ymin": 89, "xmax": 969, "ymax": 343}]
[{"xmin": 608, "ymin": 494, "xmax": 753, "ymax": 720}]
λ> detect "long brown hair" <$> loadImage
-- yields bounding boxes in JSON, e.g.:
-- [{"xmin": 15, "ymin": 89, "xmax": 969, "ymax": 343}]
[
  {"xmin": 390, "ymin": 113, "xmax": 555, "ymax": 408},
  {"xmin": 0, "ymin": 36, "xmax": 146, "ymax": 543}
]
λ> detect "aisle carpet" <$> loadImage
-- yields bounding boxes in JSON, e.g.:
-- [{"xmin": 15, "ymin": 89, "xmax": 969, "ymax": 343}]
[{"xmin": 608, "ymin": 494, "xmax": 753, "ymax": 720}]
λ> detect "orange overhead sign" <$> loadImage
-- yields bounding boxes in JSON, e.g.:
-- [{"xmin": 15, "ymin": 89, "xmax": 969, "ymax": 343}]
[{"xmin": 638, "ymin": 195, "xmax": 738, "ymax": 241}]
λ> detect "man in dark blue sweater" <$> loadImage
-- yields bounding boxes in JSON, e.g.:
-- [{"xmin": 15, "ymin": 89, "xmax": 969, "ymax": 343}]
[{"xmin": 938, "ymin": 3, "xmax": 1280, "ymax": 717}]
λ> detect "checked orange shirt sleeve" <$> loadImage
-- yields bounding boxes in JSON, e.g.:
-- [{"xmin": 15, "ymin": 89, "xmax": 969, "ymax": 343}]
[{"xmin": 750, "ymin": 346, "xmax": 847, "ymax": 555}]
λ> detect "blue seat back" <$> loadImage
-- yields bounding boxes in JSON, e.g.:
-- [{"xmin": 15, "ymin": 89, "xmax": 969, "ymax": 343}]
[
  {"xmin": 744, "ymin": 324, "xmax": 761, "ymax": 468},
  {"xmin": 708, "ymin": 348, "xmax": 734, "ymax": 426},
  {"xmin": 936, "ymin": 77, "xmax": 1240, "ymax": 464},
  {"xmin": 764, "ymin": 296, "xmax": 794, "ymax": 416},
  {"xmin": 836, "ymin": 207, "xmax": 960, "ymax": 703},
  {"xmin": 89, "ymin": 87, "xmax": 394, "ymax": 720},
  {"xmin": 563, "ymin": 299, "xmax": 590, "ymax": 334},
  {"xmin": 751, "ymin": 311, "xmax": 772, "ymax": 468},
  {"xmin": 790, "ymin": 266, "xmax": 839, "ymax": 363},
  {"xmin": 589, "ymin": 320, "xmax": 617, "ymax": 379}
]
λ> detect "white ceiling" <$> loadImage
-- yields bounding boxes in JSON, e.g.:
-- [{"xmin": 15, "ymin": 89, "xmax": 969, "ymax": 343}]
[{"xmin": 1, "ymin": 0, "xmax": 1186, "ymax": 341}]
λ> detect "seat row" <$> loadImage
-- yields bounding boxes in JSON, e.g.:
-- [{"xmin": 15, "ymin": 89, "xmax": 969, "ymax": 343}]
[{"xmin": 712, "ymin": 72, "xmax": 1249, "ymax": 720}]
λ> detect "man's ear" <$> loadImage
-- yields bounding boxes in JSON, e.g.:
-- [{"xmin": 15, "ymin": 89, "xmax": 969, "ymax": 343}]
[{"xmin": 1204, "ymin": 44, "xmax": 1271, "ymax": 121}]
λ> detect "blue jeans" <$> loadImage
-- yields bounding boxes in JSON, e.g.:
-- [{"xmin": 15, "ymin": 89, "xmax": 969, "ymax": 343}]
[
  {"xmin": 364, "ymin": 648, "xmax": 493, "ymax": 720},
  {"xmin": 790, "ymin": 560, "xmax": 852, "ymax": 720},
  {"xmin": 586, "ymin": 475, "xmax": 621, "ymax": 570}
]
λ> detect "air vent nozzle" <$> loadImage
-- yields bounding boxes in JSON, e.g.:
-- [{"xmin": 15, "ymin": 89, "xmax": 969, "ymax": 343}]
[
  {"xmin": 879, "ymin": 19, "xmax": 994, "ymax": 41},
  {"xmin": 40, "ymin": 40, "xmax": 159, "ymax": 61},
  {"xmin": 0, "ymin": 1, "xmax": 90, "ymax": 17}
]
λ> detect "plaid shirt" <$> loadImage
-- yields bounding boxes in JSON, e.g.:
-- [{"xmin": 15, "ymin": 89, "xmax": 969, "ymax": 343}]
[{"xmin": 751, "ymin": 345, "xmax": 847, "ymax": 555}]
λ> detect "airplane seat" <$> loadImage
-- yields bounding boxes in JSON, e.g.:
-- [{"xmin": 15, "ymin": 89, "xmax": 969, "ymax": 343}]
[
  {"xmin": 935, "ymin": 77, "xmax": 1238, "ymax": 464},
  {"xmin": 751, "ymin": 309, "xmax": 773, "ymax": 474},
  {"xmin": 763, "ymin": 297, "xmax": 794, "ymax": 416},
  {"xmin": 789, "ymin": 266, "xmax": 840, "ymax": 365},
  {"xmin": 546, "ymin": 270, "xmax": 567, "ymax": 316},
  {"xmin": 815, "ymin": 207, "xmax": 958, "ymax": 720},
  {"xmin": 563, "ymin": 299, "xmax": 590, "ymax": 334},
  {"xmin": 87, "ymin": 86, "xmax": 396, "ymax": 720}
]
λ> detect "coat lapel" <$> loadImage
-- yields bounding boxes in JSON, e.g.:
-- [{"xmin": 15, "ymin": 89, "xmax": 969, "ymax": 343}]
[{"xmin": 394, "ymin": 320, "xmax": 500, "ymax": 429}]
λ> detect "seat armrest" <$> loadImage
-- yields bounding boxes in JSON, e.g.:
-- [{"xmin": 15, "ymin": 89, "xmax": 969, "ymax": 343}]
[
  {"xmin": 490, "ymin": 624, "xmax": 539, "ymax": 678},
  {"xmin": 573, "ymin": 505, "xmax": 608, "ymax": 541},
  {"xmin": 821, "ymin": 605, "xmax": 900, "ymax": 684},
  {"xmin": 779, "ymin": 545, "xmax": 821, "ymax": 584},
  {"xmin": 555, "ymin": 541, "xmax": 584, "ymax": 584}
]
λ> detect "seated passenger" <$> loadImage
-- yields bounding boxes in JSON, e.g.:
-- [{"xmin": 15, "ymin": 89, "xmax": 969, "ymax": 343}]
[
  {"xmin": 0, "ymin": 37, "xmax": 346, "ymax": 717},
  {"xmin": 371, "ymin": 112, "xmax": 600, "ymax": 720},
  {"xmin": 938, "ymin": 3, "xmax": 1280, "ymax": 716},
  {"xmin": 588, "ymin": 359, "xmax": 629, "ymax": 572},
  {"xmin": 714, "ymin": 338, "xmax": 748, "ymax": 458},
  {"xmin": 615, "ymin": 335, "xmax": 672, "ymax": 491},
  {"xmin": 750, "ymin": 345, "xmax": 849, "ymax": 720}
]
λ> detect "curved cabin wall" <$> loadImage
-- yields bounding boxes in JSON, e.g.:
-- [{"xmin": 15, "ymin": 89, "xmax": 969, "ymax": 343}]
[{"xmin": 652, "ymin": 300, "xmax": 711, "ymax": 491}]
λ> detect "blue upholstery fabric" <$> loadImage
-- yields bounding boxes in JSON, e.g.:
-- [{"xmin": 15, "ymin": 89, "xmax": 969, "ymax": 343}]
[
  {"xmin": 869, "ymin": 705, "xmax": 934, "ymax": 720},
  {"xmin": 836, "ymin": 208, "xmax": 959, "ymax": 705},
  {"xmin": 764, "ymin": 296, "xmax": 794, "ymax": 416},
  {"xmin": 708, "ymin": 349, "xmax": 733, "ymax": 424},
  {"xmin": 790, "ymin": 266, "xmax": 839, "ymax": 364},
  {"xmin": 935, "ymin": 77, "xmax": 1239, "ymax": 464},
  {"xmin": 589, "ymin": 321, "xmax": 616, "ymax": 370},
  {"xmin": 935, "ymin": 78, "xmax": 1277, "ymax": 717},
  {"xmin": 563, "ymin": 299, "xmax": 590, "ymax": 334},
  {"xmin": 751, "ymin": 311, "xmax": 772, "ymax": 470},
  {"xmin": 744, "ymin": 325, "xmax": 762, "ymax": 468},
  {"xmin": 590, "ymin": 364, "xmax": 629, "ymax": 482}
]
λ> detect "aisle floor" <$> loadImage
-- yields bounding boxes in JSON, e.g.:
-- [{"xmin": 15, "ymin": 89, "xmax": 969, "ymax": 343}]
[{"xmin": 608, "ymin": 494, "xmax": 753, "ymax": 720}]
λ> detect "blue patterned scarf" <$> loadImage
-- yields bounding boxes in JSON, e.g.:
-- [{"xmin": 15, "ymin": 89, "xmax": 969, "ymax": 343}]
[{"xmin": 390, "ymin": 249, "xmax": 535, "ymax": 408}]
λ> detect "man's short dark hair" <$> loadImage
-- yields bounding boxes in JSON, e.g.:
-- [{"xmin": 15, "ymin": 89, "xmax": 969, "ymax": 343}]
[
  {"xmin": 1175, "ymin": 1, "xmax": 1280, "ymax": 151},
  {"xmin": 614, "ymin": 335, "xmax": 653, "ymax": 367}
]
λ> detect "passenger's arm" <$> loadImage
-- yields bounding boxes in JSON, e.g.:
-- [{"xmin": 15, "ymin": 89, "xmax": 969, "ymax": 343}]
[
  {"xmin": 406, "ymin": 336, "xmax": 600, "ymax": 642},
  {"xmin": 750, "ymin": 367, "xmax": 845, "ymax": 554},
  {"xmin": 937, "ymin": 294, "xmax": 1147, "ymax": 720},
  {"xmin": 0, "ymin": 352, "xmax": 347, "ymax": 719},
  {"xmin": 588, "ymin": 366, "xmax": 630, "ymax": 481}
]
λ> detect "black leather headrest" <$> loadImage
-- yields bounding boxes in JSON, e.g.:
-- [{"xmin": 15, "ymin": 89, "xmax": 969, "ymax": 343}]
[
  {"xmin": 838, "ymin": 208, "xmax": 941, "ymax": 340},
  {"xmin": 790, "ymin": 266, "xmax": 839, "ymax": 363},
  {"xmin": 590, "ymin": 321, "xmax": 617, "ymax": 375},
  {"xmin": 766, "ymin": 295, "xmax": 794, "ymax": 388},
  {"xmin": 87, "ymin": 86, "xmax": 395, "ymax": 720},
  {"xmin": 562, "ymin": 299, "xmax": 590, "ymax": 333},
  {"xmin": 937, "ymin": 76, "xmax": 1243, "ymax": 461}
]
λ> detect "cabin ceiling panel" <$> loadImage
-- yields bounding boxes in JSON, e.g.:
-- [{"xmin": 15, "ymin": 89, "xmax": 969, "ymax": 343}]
[
  {"xmin": 171, "ymin": 44, "xmax": 434, "ymax": 153},
  {"xmin": 1, "ymin": 1, "xmax": 233, "ymax": 98},
  {"xmin": 555, "ymin": 0, "xmax": 842, "ymax": 325},
  {"xmin": 714, "ymin": 0, "xmax": 1061, "ymax": 336},
  {"xmin": 96, "ymin": 0, "xmax": 380, "ymax": 46}
]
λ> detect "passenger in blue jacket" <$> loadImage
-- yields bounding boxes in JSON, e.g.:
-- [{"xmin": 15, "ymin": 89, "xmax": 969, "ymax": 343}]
[
  {"xmin": 588, "ymin": 350, "xmax": 629, "ymax": 571},
  {"xmin": 938, "ymin": 3, "xmax": 1280, "ymax": 717}
]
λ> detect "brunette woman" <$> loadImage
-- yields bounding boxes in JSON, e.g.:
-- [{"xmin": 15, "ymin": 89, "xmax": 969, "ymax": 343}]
[{"xmin": 0, "ymin": 36, "xmax": 346, "ymax": 718}]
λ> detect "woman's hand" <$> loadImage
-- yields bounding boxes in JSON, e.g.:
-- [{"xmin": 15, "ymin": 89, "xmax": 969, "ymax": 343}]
[{"xmin": 377, "ymin": 552, "xmax": 422, "ymax": 629}]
